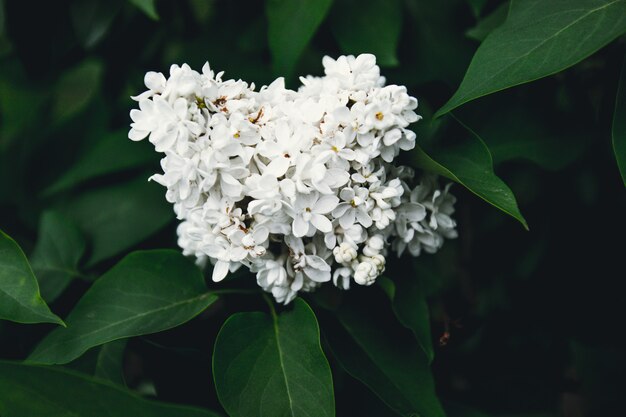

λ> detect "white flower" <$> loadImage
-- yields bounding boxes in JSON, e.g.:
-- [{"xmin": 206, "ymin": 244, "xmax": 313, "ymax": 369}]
[
  {"xmin": 354, "ymin": 260, "xmax": 378, "ymax": 286},
  {"xmin": 129, "ymin": 54, "xmax": 458, "ymax": 303},
  {"xmin": 286, "ymin": 192, "xmax": 339, "ymax": 237},
  {"xmin": 332, "ymin": 186, "xmax": 373, "ymax": 229},
  {"xmin": 333, "ymin": 242, "xmax": 358, "ymax": 264}
]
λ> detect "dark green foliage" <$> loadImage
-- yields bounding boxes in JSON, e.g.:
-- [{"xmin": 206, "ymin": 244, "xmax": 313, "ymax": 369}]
[
  {"xmin": 0, "ymin": 0, "xmax": 624, "ymax": 416},
  {"xmin": 213, "ymin": 299, "xmax": 335, "ymax": 417}
]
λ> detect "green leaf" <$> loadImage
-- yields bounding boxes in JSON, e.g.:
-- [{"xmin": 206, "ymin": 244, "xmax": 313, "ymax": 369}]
[
  {"xmin": 52, "ymin": 60, "xmax": 103, "ymax": 123},
  {"xmin": 0, "ymin": 230, "xmax": 64, "ymax": 326},
  {"xmin": 60, "ymin": 176, "xmax": 173, "ymax": 265},
  {"xmin": 465, "ymin": 2, "xmax": 508, "ymax": 42},
  {"xmin": 70, "ymin": 0, "xmax": 122, "ymax": 49},
  {"xmin": 323, "ymin": 288, "xmax": 445, "ymax": 417},
  {"xmin": 44, "ymin": 130, "xmax": 157, "ymax": 195},
  {"xmin": 330, "ymin": 0, "xmax": 402, "ymax": 67},
  {"xmin": 412, "ymin": 117, "xmax": 528, "ymax": 229},
  {"xmin": 0, "ymin": 360, "xmax": 222, "ymax": 417},
  {"xmin": 129, "ymin": 0, "xmax": 159, "ymax": 20},
  {"xmin": 28, "ymin": 250, "xmax": 217, "ymax": 364},
  {"xmin": 613, "ymin": 53, "xmax": 626, "ymax": 185},
  {"xmin": 390, "ymin": 264, "xmax": 435, "ymax": 364},
  {"xmin": 95, "ymin": 339, "xmax": 128, "ymax": 385},
  {"xmin": 30, "ymin": 211, "xmax": 86, "ymax": 302},
  {"xmin": 213, "ymin": 298, "xmax": 335, "ymax": 417},
  {"xmin": 266, "ymin": 0, "xmax": 334, "ymax": 77},
  {"xmin": 436, "ymin": 0, "xmax": 626, "ymax": 117}
]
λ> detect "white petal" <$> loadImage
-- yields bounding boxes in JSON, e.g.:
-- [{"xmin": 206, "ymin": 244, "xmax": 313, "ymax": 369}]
[
  {"xmin": 313, "ymin": 195, "xmax": 340, "ymax": 214},
  {"xmin": 311, "ymin": 214, "xmax": 332, "ymax": 233},
  {"xmin": 292, "ymin": 216, "xmax": 309, "ymax": 237},
  {"xmin": 264, "ymin": 156, "xmax": 290, "ymax": 177},
  {"xmin": 212, "ymin": 260, "xmax": 230, "ymax": 282}
]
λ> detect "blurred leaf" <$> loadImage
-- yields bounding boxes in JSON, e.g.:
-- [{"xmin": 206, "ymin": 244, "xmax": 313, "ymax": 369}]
[
  {"xmin": 266, "ymin": 0, "xmax": 333, "ymax": 77},
  {"xmin": 0, "ymin": 74, "xmax": 46, "ymax": 146},
  {"xmin": 479, "ymin": 104, "xmax": 588, "ymax": 170},
  {"xmin": 330, "ymin": 0, "xmax": 402, "ymax": 67},
  {"xmin": 52, "ymin": 60, "xmax": 103, "ymax": 123},
  {"xmin": 466, "ymin": 2, "xmax": 508, "ymax": 42},
  {"xmin": 323, "ymin": 288, "xmax": 445, "ymax": 417},
  {"xmin": 45, "ymin": 130, "xmax": 156, "ymax": 195},
  {"xmin": 28, "ymin": 250, "xmax": 217, "ymax": 364},
  {"xmin": 613, "ymin": 52, "xmax": 626, "ymax": 185},
  {"xmin": 70, "ymin": 0, "xmax": 122, "ymax": 49},
  {"xmin": 95, "ymin": 339, "xmax": 127, "ymax": 385},
  {"xmin": 30, "ymin": 211, "xmax": 86, "ymax": 302},
  {"xmin": 213, "ymin": 298, "xmax": 335, "ymax": 417},
  {"xmin": 467, "ymin": 0, "xmax": 488, "ymax": 17},
  {"xmin": 0, "ymin": 0, "xmax": 4, "ymax": 35},
  {"xmin": 405, "ymin": 0, "xmax": 474, "ymax": 85},
  {"xmin": 60, "ymin": 176, "xmax": 173, "ymax": 265},
  {"xmin": 413, "ymin": 118, "xmax": 528, "ymax": 229},
  {"xmin": 0, "ymin": 360, "xmax": 222, "ymax": 417},
  {"xmin": 571, "ymin": 340, "xmax": 626, "ymax": 415},
  {"xmin": 436, "ymin": 0, "xmax": 626, "ymax": 117},
  {"xmin": 129, "ymin": 0, "xmax": 159, "ymax": 20},
  {"xmin": 0, "ymin": 230, "xmax": 64, "ymax": 326},
  {"xmin": 391, "ymin": 264, "xmax": 435, "ymax": 364}
]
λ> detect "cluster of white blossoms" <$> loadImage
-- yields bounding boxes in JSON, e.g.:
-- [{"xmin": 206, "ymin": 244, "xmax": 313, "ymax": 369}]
[{"xmin": 129, "ymin": 54, "xmax": 457, "ymax": 304}]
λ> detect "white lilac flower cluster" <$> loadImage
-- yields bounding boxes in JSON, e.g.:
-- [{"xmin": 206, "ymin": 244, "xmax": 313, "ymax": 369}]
[{"xmin": 129, "ymin": 54, "xmax": 457, "ymax": 304}]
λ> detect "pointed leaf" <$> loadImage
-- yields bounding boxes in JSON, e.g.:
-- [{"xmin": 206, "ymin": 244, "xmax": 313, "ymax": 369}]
[
  {"xmin": 213, "ymin": 298, "xmax": 335, "ymax": 417},
  {"xmin": 613, "ymin": 53, "xmax": 626, "ymax": 185},
  {"xmin": 330, "ymin": 0, "xmax": 402, "ymax": 67},
  {"xmin": 266, "ymin": 0, "xmax": 334, "ymax": 77},
  {"xmin": 323, "ymin": 287, "xmax": 445, "ymax": 417},
  {"xmin": 413, "ymin": 118, "xmax": 528, "ymax": 229},
  {"xmin": 30, "ymin": 211, "xmax": 86, "ymax": 302},
  {"xmin": 0, "ymin": 360, "xmax": 222, "ymax": 417},
  {"xmin": 129, "ymin": 0, "xmax": 159, "ymax": 20},
  {"xmin": 436, "ymin": 0, "xmax": 626, "ymax": 117},
  {"xmin": 28, "ymin": 250, "xmax": 217, "ymax": 364},
  {"xmin": 0, "ymin": 230, "xmax": 64, "ymax": 326}
]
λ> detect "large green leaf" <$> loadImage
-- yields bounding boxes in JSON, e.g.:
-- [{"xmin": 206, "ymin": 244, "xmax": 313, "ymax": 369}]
[
  {"xmin": 266, "ymin": 0, "xmax": 334, "ymax": 77},
  {"xmin": 60, "ymin": 176, "xmax": 173, "ymax": 265},
  {"xmin": 213, "ymin": 298, "xmax": 335, "ymax": 417},
  {"xmin": 613, "ymin": 53, "xmax": 626, "ymax": 185},
  {"xmin": 413, "ymin": 118, "xmax": 528, "ymax": 229},
  {"xmin": 436, "ymin": 0, "xmax": 626, "ymax": 117},
  {"xmin": 28, "ymin": 250, "xmax": 217, "ymax": 364},
  {"xmin": 0, "ymin": 360, "xmax": 221, "ymax": 417},
  {"xmin": 0, "ymin": 230, "xmax": 64, "ymax": 326},
  {"xmin": 44, "ymin": 130, "xmax": 156, "ymax": 195},
  {"xmin": 30, "ymin": 211, "xmax": 86, "ymax": 302},
  {"xmin": 330, "ymin": 0, "xmax": 402, "ymax": 67},
  {"xmin": 323, "ymin": 288, "xmax": 445, "ymax": 417}
]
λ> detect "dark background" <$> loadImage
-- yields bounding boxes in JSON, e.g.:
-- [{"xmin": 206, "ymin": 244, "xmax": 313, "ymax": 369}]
[{"xmin": 0, "ymin": 0, "xmax": 624, "ymax": 416}]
